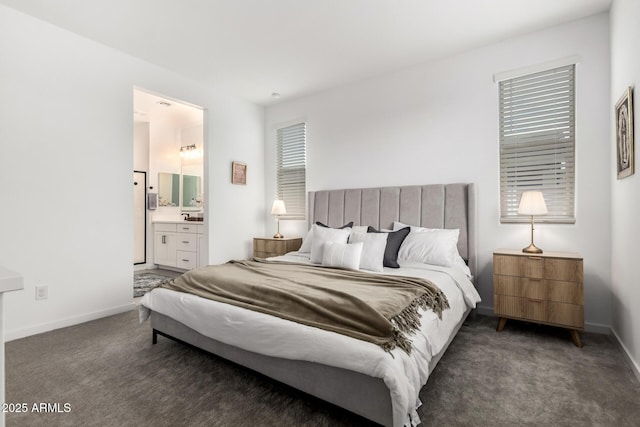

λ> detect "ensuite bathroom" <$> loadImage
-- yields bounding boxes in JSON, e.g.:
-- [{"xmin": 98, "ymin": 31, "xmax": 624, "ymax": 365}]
[{"xmin": 132, "ymin": 88, "xmax": 206, "ymax": 297}]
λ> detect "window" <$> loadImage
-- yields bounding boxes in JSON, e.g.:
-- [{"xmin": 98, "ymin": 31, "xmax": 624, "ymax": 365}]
[
  {"xmin": 499, "ymin": 64, "xmax": 576, "ymax": 223},
  {"xmin": 276, "ymin": 122, "xmax": 307, "ymax": 220}
]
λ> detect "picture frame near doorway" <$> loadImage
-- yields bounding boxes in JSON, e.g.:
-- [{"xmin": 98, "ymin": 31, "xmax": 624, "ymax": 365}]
[
  {"xmin": 615, "ymin": 86, "xmax": 634, "ymax": 180},
  {"xmin": 232, "ymin": 161, "xmax": 247, "ymax": 185}
]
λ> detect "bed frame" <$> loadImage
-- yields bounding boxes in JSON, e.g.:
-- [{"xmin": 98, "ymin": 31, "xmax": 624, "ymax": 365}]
[{"xmin": 150, "ymin": 183, "xmax": 477, "ymax": 427}]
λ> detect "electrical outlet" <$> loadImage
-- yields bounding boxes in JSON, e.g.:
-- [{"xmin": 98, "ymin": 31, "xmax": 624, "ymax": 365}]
[{"xmin": 35, "ymin": 285, "xmax": 48, "ymax": 300}]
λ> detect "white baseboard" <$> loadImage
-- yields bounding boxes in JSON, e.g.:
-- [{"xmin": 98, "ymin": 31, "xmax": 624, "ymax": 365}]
[
  {"xmin": 4, "ymin": 303, "xmax": 136, "ymax": 342},
  {"xmin": 611, "ymin": 328, "xmax": 640, "ymax": 384},
  {"xmin": 584, "ymin": 321, "xmax": 611, "ymax": 335}
]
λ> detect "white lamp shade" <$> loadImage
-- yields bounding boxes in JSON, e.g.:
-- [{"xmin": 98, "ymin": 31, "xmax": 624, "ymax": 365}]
[
  {"xmin": 270, "ymin": 199, "xmax": 286, "ymax": 215},
  {"xmin": 518, "ymin": 191, "xmax": 548, "ymax": 215}
]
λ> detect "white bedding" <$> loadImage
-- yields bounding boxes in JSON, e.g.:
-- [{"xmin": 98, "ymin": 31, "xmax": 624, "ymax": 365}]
[{"xmin": 140, "ymin": 252, "xmax": 481, "ymax": 427}]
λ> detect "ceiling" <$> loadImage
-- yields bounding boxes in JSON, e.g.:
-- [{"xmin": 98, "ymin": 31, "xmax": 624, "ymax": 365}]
[
  {"xmin": 133, "ymin": 89, "xmax": 203, "ymax": 127},
  {"xmin": 0, "ymin": 0, "xmax": 611, "ymax": 106}
]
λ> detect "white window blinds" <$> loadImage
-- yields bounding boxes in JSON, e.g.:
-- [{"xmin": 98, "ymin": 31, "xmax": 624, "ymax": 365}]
[
  {"xmin": 499, "ymin": 64, "xmax": 576, "ymax": 223},
  {"xmin": 276, "ymin": 122, "xmax": 307, "ymax": 220}
]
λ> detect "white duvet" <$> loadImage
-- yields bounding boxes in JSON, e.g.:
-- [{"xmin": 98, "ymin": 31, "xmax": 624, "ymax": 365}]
[{"xmin": 140, "ymin": 253, "xmax": 481, "ymax": 427}]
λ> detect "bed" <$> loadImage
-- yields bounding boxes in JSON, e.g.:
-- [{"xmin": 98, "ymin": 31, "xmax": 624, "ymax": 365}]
[{"xmin": 140, "ymin": 183, "xmax": 479, "ymax": 427}]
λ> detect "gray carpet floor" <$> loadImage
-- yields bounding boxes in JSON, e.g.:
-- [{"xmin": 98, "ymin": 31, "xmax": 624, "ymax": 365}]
[{"xmin": 6, "ymin": 311, "xmax": 640, "ymax": 427}]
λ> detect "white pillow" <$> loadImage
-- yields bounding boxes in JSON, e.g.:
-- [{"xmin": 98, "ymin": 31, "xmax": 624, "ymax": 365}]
[
  {"xmin": 348, "ymin": 225, "xmax": 369, "ymax": 241},
  {"xmin": 348, "ymin": 231, "xmax": 388, "ymax": 272},
  {"xmin": 322, "ymin": 242, "xmax": 363, "ymax": 270},
  {"xmin": 453, "ymin": 255, "xmax": 473, "ymax": 279},
  {"xmin": 300, "ymin": 224, "xmax": 355, "ymax": 254},
  {"xmin": 298, "ymin": 226, "xmax": 315, "ymax": 253},
  {"xmin": 394, "ymin": 221, "xmax": 471, "ymax": 276},
  {"xmin": 310, "ymin": 226, "xmax": 351, "ymax": 264},
  {"xmin": 393, "ymin": 221, "xmax": 428, "ymax": 233},
  {"xmin": 397, "ymin": 228, "xmax": 460, "ymax": 267}
]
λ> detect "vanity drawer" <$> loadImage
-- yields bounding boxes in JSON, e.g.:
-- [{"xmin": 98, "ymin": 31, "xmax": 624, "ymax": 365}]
[
  {"xmin": 176, "ymin": 233, "xmax": 198, "ymax": 251},
  {"xmin": 176, "ymin": 251, "xmax": 197, "ymax": 270},
  {"xmin": 177, "ymin": 224, "xmax": 198, "ymax": 233},
  {"xmin": 155, "ymin": 223, "xmax": 177, "ymax": 232}
]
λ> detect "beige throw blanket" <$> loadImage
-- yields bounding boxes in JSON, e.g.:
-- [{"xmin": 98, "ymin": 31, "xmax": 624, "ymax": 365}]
[{"xmin": 161, "ymin": 259, "xmax": 449, "ymax": 354}]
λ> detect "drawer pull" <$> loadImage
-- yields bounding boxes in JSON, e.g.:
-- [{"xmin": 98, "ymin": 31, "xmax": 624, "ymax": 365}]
[
  {"xmin": 182, "ymin": 259, "xmax": 189, "ymax": 262},
  {"xmin": 182, "ymin": 227, "xmax": 189, "ymax": 230},
  {"xmin": 182, "ymin": 241, "xmax": 190, "ymax": 244},
  {"xmin": 527, "ymin": 257, "xmax": 542, "ymax": 261}
]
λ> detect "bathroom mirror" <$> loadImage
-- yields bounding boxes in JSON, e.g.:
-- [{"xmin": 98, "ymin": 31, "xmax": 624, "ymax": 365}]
[
  {"xmin": 182, "ymin": 175, "xmax": 202, "ymax": 211},
  {"xmin": 181, "ymin": 163, "xmax": 203, "ymax": 212},
  {"xmin": 158, "ymin": 172, "xmax": 180, "ymax": 207}
]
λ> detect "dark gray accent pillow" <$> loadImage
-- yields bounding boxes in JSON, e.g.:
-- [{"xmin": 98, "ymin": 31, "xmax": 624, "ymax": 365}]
[
  {"xmin": 316, "ymin": 221, "xmax": 354, "ymax": 229},
  {"xmin": 367, "ymin": 226, "xmax": 410, "ymax": 268}
]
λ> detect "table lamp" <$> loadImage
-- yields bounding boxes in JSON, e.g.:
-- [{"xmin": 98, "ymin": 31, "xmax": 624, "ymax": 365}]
[
  {"xmin": 271, "ymin": 200, "xmax": 286, "ymax": 239},
  {"xmin": 518, "ymin": 191, "xmax": 548, "ymax": 254}
]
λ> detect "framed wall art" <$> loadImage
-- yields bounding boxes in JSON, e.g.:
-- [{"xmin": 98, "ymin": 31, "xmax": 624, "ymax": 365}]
[
  {"xmin": 615, "ymin": 86, "xmax": 634, "ymax": 180},
  {"xmin": 231, "ymin": 161, "xmax": 247, "ymax": 185}
]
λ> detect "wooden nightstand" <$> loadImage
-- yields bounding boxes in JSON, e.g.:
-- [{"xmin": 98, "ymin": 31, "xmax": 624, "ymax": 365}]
[
  {"xmin": 253, "ymin": 237, "xmax": 302, "ymax": 258},
  {"xmin": 493, "ymin": 249, "xmax": 584, "ymax": 347}
]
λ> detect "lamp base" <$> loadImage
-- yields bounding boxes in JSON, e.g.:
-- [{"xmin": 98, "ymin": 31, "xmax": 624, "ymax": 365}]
[
  {"xmin": 522, "ymin": 243, "xmax": 543, "ymax": 254},
  {"xmin": 273, "ymin": 232, "xmax": 284, "ymax": 239}
]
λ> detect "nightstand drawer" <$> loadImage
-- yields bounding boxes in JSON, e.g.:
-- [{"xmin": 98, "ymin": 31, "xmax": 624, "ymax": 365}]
[
  {"xmin": 548, "ymin": 301, "xmax": 584, "ymax": 329},
  {"xmin": 254, "ymin": 251, "xmax": 279, "ymax": 258},
  {"xmin": 544, "ymin": 258, "xmax": 583, "ymax": 282},
  {"xmin": 494, "ymin": 294, "xmax": 538, "ymax": 320},
  {"xmin": 494, "ymin": 254, "xmax": 544, "ymax": 278},
  {"xmin": 495, "ymin": 295, "xmax": 583, "ymax": 329},
  {"xmin": 493, "ymin": 295, "xmax": 584, "ymax": 329},
  {"xmin": 254, "ymin": 239, "xmax": 282, "ymax": 254},
  {"xmin": 253, "ymin": 238, "xmax": 302, "ymax": 258},
  {"xmin": 494, "ymin": 276, "xmax": 583, "ymax": 304}
]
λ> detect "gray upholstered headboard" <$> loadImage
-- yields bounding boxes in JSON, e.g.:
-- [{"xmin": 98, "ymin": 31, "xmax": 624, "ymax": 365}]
[{"xmin": 308, "ymin": 184, "xmax": 477, "ymax": 280}]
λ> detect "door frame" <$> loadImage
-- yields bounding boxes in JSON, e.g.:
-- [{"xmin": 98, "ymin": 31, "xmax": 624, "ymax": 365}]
[{"xmin": 134, "ymin": 170, "xmax": 147, "ymax": 265}]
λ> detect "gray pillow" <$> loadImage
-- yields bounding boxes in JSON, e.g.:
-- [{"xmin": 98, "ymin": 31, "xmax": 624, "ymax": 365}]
[
  {"xmin": 367, "ymin": 226, "xmax": 410, "ymax": 268},
  {"xmin": 316, "ymin": 221, "xmax": 354, "ymax": 229}
]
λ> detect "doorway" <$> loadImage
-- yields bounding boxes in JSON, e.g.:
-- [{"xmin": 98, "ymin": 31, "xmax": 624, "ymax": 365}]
[{"xmin": 132, "ymin": 88, "xmax": 206, "ymax": 296}]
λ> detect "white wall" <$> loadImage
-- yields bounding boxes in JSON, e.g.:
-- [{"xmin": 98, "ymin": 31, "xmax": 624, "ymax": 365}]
[
  {"xmin": 150, "ymin": 122, "xmax": 182, "ymax": 184},
  {"xmin": 610, "ymin": 0, "xmax": 640, "ymax": 377},
  {"xmin": 0, "ymin": 5, "xmax": 264, "ymax": 340},
  {"xmin": 265, "ymin": 13, "xmax": 611, "ymax": 330},
  {"xmin": 133, "ymin": 122, "xmax": 149, "ymax": 172}
]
